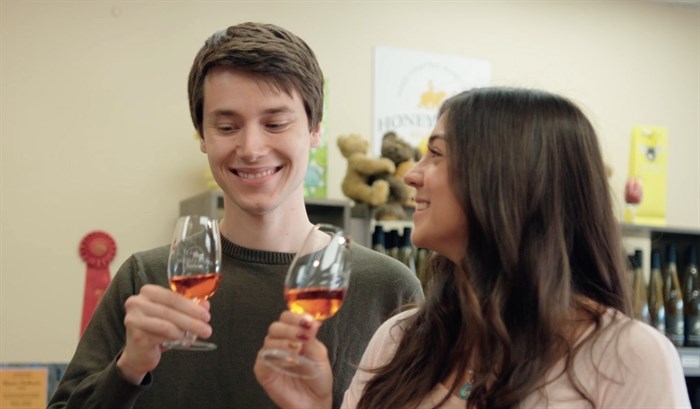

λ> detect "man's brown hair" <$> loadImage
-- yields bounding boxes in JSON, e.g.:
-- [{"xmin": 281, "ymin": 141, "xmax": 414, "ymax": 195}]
[{"xmin": 188, "ymin": 22, "xmax": 324, "ymax": 134}]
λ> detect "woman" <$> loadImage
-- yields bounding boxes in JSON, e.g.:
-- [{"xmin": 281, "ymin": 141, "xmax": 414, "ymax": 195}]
[{"xmin": 254, "ymin": 87, "xmax": 690, "ymax": 408}]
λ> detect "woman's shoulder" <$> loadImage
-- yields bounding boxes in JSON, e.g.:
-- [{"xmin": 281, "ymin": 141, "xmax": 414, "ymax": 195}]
[
  {"xmin": 382, "ymin": 308, "xmax": 419, "ymax": 328},
  {"xmin": 371, "ymin": 308, "xmax": 419, "ymax": 345},
  {"xmin": 583, "ymin": 308, "xmax": 684, "ymax": 383},
  {"xmin": 576, "ymin": 308, "xmax": 691, "ymax": 407},
  {"xmin": 601, "ymin": 309, "xmax": 675, "ymax": 357},
  {"xmin": 353, "ymin": 308, "xmax": 419, "ymax": 374}
]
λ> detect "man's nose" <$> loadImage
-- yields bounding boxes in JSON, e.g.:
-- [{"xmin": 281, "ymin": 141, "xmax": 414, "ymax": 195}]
[{"xmin": 236, "ymin": 126, "xmax": 268, "ymax": 161}]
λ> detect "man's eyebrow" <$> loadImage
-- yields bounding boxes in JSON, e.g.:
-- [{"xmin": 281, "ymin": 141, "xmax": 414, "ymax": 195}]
[
  {"xmin": 209, "ymin": 109, "xmax": 237, "ymax": 119},
  {"xmin": 208, "ymin": 106, "xmax": 296, "ymax": 119},
  {"xmin": 261, "ymin": 106, "xmax": 295, "ymax": 115}
]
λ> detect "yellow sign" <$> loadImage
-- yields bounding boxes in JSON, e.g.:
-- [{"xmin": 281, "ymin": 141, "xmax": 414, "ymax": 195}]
[
  {"xmin": 0, "ymin": 368, "xmax": 48, "ymax": 409},
  {"xmin": 624, "ymin": 125, "xmax": 668, "ymax": 226}
]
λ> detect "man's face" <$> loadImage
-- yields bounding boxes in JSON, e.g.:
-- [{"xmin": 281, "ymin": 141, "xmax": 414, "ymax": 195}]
[{"xmin": 200, "ymin": 67, "xmax": 320, "ymax": 216}]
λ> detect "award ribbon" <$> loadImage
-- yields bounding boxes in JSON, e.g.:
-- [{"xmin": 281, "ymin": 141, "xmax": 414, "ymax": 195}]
[{"xmin": 78, "ymin": 231, "xmax": 116, "ymax": 336}]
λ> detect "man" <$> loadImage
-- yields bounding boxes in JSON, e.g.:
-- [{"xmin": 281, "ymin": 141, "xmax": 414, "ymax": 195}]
[{"xmin": 48, "ymin": 22, "xmax": 422, "ymax": 409}]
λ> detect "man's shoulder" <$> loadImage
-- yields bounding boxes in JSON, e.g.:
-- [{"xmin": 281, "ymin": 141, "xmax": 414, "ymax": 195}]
[
  {"xmin": 348, "ymin": 243, "xmax": 409, "ymax": 273},
  {"xmin": 114, "ymin": 243, "xmax": 170, "ymax": 281},
  {"xmin": 347, "ymin": 243, "xmax": 422, "ymax": 293},
  {"xmin": 131, "ymin": 243, "xmax": 170, "ymax": 264}
]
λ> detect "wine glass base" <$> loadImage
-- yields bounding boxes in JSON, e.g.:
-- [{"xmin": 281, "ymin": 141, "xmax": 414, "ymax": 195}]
[
  {"xmin": 163, "ymin": 340, "xmax": 217, "ymax": 351},
  {"xmin": 261, "ymin": 349, "xmax": 320, "ymax": 378}
]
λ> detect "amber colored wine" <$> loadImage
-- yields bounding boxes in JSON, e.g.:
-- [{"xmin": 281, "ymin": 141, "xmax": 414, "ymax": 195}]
[
  {"xmin": 169, "ymin": 273, "xmax": 222, "ymax": 300},
  {"xmin": 285, "ymin": 287, "xmax": 346, "ymax": 320}
]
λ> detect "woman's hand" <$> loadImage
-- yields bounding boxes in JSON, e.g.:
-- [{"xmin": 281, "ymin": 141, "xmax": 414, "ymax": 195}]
[{"xmin": 254, "ymin": 311, "xmax": 333, "ymax": 409}]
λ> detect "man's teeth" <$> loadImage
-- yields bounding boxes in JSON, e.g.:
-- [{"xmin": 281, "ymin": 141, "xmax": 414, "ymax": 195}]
[
  {"xmin": 239, "ymin": 169, "xmax": 275, "ymax": 179},
  {"xmin": 416, "ymin": 202, "xmax": 429, "ymax": 210}
]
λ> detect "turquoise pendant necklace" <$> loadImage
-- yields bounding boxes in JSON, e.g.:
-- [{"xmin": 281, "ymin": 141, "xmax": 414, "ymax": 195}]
[
  {"xmin": 458, "ymin": 383, "xmax": 472, "ymax": 400},
  {"xmin": 457, "ymin": 370, "xmax": 474, "ymax": 400}
]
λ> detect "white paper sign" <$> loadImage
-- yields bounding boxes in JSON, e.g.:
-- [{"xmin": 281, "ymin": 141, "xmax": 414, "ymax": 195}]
[{"xmin": 373, "ymin": 46, "xmax": 491, "ymax": 155}]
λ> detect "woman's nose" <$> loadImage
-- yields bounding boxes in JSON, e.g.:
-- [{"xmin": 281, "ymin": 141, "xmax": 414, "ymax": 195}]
[{"xmin": 403, "ymin": 163, "xmax": 421, "ymax": 187}]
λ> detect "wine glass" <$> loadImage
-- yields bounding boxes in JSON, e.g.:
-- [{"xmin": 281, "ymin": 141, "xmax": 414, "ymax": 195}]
[
  {"xmin": 624, "ymin": 177, "xmax": 643, "ymax": 223},
  {"xmin": 163, "ymin": 215, "xmax": 222, "ymax": 351},
  {"xmin": 261, "ymin": 223, "xmax": 351, "ymax": 377}
]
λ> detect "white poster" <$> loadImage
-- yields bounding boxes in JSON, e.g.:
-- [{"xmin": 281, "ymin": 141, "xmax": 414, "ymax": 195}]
[{"xmin": 373, "ymin": 46, "xmax": 491, "ymax": 155}]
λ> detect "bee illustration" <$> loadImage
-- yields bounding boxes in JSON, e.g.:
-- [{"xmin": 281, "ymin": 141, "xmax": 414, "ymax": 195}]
[
  {"xmin": 638, "ymin": 142, "xmax": 663, "ymax": 162},
  {"xmin": 637, "ymin": 129, "xmax": 664, "ymax": 162}
]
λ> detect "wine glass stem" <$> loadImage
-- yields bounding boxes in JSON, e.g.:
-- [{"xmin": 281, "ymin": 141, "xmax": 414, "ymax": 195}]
[{"xmin": 183, "ymin": 331, "xmax": 197, "ymax": 346}]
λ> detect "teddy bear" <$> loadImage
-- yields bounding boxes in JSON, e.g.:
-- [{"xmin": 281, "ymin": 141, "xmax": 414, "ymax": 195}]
[
  {"xmin": 373, "ymin": 132, "xmax": 422, "ymax": 221},
  {"xmin": 337, "ymin": 134, "xmax": 396, "ymax": 207}
]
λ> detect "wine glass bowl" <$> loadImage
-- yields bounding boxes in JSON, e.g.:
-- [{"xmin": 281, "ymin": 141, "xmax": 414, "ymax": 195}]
[
  {"xmin": 624, "ymin": 177, "xmax": 643, "ymax": 223},
  {"xmin": 163, "ymin": 215, "xmax": 222, "ymax": 351},
  {"xmin": 285, "ymin": 227, "xmax": 350, "ymax": 320},
  {"xmin": 262, "ymin": 223, "xmax": 351, "ymax": 377}
]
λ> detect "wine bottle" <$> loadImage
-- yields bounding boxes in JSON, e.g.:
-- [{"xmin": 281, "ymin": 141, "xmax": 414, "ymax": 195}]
[
  {"xmin": 386, "ymin": 229, "xmax": 400, "ymax": 260},
  {"xmin": 371, "ymin": 225, "xmax": 386, "ymax": 254},
  {"xmin": 647, "ymin": 249, "xmax": 665, "ymax": 332},
  {"xmin": 627, "ymin": 254, "xmax": 636, "ymax": 289},
  {"xmin": 684, "ymin": 246, "xmax": 700, "ymax": 347},
  {"xmin": 397, "ymin": 227, "xmax": 416, "ymax": 273},
  {"xmin": 631, "ymin": 249, "xmax": 650, "ymax": 323},
  {"xmin": 415, "ymin": 247, "xmax": 431, "ymax": 288},
  {"xmin": 664, "ymin": 244, "xmax": 684, "ymax": 346}
]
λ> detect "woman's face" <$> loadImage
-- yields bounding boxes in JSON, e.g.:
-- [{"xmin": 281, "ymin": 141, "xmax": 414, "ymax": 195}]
[{"xmin": 404, "ymin": 114, "xmax": 468, "ymax": 264}]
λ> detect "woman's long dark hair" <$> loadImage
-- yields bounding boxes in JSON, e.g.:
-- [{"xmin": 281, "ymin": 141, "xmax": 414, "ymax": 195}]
[{"xmin": 356, "ymin": 88, "xmax": 631, "ymax": 409}]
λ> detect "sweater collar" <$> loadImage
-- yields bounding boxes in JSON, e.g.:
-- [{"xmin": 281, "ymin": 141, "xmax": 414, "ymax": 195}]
[{"xmin": 221, "ymin": 235, "xmax": 295, "ymax": 265}]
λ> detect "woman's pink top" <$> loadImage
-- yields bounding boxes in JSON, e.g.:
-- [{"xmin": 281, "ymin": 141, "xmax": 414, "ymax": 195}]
[{"xmin": 342, "ymin": 308, "xmax": 691, "ymax": 408}]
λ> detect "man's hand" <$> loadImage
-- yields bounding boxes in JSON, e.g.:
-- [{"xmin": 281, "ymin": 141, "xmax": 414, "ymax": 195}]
[{"xmin": 116, "ymin": 284, "xmax": 212, "ymax": 384}]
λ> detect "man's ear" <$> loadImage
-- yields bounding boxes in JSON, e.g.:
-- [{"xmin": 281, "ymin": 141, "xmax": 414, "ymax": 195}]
[
  {"xmin": 198, "ymin": 131, "xmax": 207, "ymax": 153},
  {"xmin": 310, "ymin": 124, "xmax": 321, "ymax": 148}
]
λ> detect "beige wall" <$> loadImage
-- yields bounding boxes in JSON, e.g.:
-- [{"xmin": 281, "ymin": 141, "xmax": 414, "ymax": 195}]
[{"xmin": 1, "ymin": 1, "xmax": 698, "ymax": 362}]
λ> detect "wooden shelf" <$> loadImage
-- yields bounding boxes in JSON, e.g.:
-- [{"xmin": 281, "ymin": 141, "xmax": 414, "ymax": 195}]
[{"xmin": 622, "ymin": 223, "xmax": 700, "ymax": 239}]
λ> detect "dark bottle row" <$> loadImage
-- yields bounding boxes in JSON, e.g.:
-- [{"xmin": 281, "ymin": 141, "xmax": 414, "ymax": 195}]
[
  {"xmin": 629, "ymin": 244, "xmax": 699, "ymax": 347},
  {"xmin": 371, "ymin": 225, "xmax": 437, "ymax": 287},
  {"xmin": 371, "ymin": 225, "xmax": 417, "ymax": 272}
]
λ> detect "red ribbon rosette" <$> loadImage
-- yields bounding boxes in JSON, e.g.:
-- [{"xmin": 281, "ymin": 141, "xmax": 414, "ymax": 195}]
[{"xmin": 78, "ymin": 231, "xmax": 116, "ymax": 336}]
